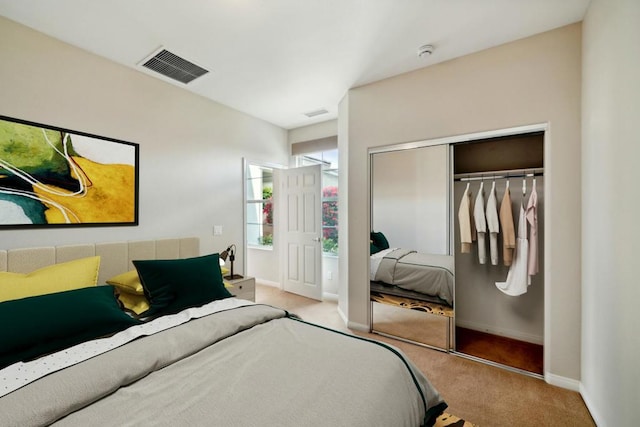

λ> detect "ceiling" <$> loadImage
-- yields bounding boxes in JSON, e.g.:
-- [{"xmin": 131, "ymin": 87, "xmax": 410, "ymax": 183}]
[{"xmin": 0, "ymin": 0, "xmax": 590, "ymax": 130}]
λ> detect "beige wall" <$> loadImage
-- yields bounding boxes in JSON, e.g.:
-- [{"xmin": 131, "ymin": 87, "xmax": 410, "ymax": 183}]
[
  {"xmin": 340, "ymin": 24, "xmax": 582, "ymax": 381},
  {"xmin": 582, "ymin": 0, "xmax": 640, "ymax": 425},
  {"xmin": 0, "ymin": 16, "xmax": 289, "ymax": 269},
  {"xmin": 288, "ymin": 119, "xmax": 338, "ymax": 146}
]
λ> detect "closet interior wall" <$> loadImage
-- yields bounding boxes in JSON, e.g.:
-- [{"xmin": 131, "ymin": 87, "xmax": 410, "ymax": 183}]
[{"xmin": 453, "ymin": 174, "xmax": 545, "ymax": 345}]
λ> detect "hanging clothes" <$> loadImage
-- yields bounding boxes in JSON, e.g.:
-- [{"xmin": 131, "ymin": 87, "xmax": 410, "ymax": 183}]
[
  {"xmin": 526, "ymin": 182, "xmax": 539, "ymax": 283},
  {"xmin": 499, "ymin": 185, "xmax": 516, "ymax": 266},
  {"xmin": 496, "ymin": 202, "xmax": 529, "ymax": 296},
  {"xmin": 485, "ymin": 181, "xmax": 500, "ymax": 266},
  {"xmin": 473, "ymin": 182, "xmax": 487, "ymax": 264},
  {"xmin": 457, "ymin": 184, "xmax": 475, "ymax": 253},
  {"xmin": 469, "ymin": 187, "xmax": 477, "ymax": 242}
]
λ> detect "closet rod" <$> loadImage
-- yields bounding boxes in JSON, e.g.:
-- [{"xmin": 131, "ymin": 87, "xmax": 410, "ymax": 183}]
[{"xmin": 453, "ymin": 168, "xmax": 544, "ymax": 182}]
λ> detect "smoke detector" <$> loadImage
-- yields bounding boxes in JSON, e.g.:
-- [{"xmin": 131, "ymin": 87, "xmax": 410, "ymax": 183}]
[{"xmin": 417, "ymin": 44, "xmax": 434, "ymax": 59}]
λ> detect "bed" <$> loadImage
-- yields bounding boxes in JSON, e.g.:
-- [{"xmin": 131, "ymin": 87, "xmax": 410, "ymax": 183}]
[
  {"xmin": 0, "ymin": 237, "xmax": 447, "ymax": 427},
  {"xmin": 370, "ymin": 248, "xmax": 454, "ymax": 307}
]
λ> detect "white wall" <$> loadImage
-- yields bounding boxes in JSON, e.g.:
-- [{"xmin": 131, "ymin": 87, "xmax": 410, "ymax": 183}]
[
  {"xmin": 340, "ymin": 24, "xmax": 583, "ymax": 382},
  {"xmin": 581, "ymin": 0, "xmax": 640, "ymax": 425},
  {"xmin": 247, "ymin": 247, "xmax": 280, "ymax": 283},
  {"xmin": 371, "ymin": 144, "xmax": 449, "ymax": 255},
  {"xmin": 0, "ymin": 16, "xmax": 289, "ymax": 271},
  {"xmin": 337, "ymin": 95, "xmax": 350, "ymax": 319}
]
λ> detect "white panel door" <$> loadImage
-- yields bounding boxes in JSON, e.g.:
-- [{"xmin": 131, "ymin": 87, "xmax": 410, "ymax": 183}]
[{"xmin": 280, "ymin": 165, "xmax": 322, "ymax": 300}]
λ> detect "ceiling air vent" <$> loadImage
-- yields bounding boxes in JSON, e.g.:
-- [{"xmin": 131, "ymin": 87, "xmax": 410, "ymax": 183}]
[
  {"xmin": 141, "ymin": 48, "xmax": 209, "ymax": 84},
  {"xmin": 304, "ymin": 108, "xmax": 329, "ymax": 118}
]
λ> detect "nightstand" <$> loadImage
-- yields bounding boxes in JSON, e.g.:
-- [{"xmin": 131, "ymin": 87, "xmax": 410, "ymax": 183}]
[{"xmin": 226, "ymin": 276, "xmax": 255, "ymax": 302}]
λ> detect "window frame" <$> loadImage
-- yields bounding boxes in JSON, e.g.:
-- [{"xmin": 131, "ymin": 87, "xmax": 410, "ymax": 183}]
[{"xmin": 244, "ymin": 161, "xmax": 280, "ymax": 251}]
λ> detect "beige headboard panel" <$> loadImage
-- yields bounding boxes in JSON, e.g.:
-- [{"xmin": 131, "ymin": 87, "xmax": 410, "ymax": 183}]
[{"xmin": 0, "ymin": 237, "xmax": 200, "ymax": 284}]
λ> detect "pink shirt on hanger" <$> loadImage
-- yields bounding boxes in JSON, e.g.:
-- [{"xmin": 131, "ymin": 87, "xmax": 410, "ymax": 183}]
[{"xmin": 526, "ymin": 184, "xmax": 539, "ymax": 281}]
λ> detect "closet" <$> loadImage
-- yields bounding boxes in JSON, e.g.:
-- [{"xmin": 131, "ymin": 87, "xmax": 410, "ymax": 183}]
[
  {"xmin": 452, "ymin": 132, "xmax": 544, "ymax": 376},
  {"xmin": 367, "ymin": 128, "xmax": 546, "ymax": 376}
]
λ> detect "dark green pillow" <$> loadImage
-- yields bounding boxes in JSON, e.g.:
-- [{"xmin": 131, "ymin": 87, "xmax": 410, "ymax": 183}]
[
  {"xmin": 133, "ymin": 253, "xmax": 231, "ymax": 316},
  {"xmin": 370, "ymin": 231, "xmax": 390, "ymax": 250},
  {"xmin": 370, "ymin": 242, "xmax": 383, "ymax": 255},
  {"xmin": 0, "ymin": 286, "xmax": 141, "ymax": 369}
]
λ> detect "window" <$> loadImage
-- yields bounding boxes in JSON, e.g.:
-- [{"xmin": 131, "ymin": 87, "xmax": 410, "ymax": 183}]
[
  {"xmin": 298, "ymin": 149, "xmax": 338, "ymax": 255},
  {"xmin": 246, "ymin": 165, "xmax": 273, "ymax": 248}
]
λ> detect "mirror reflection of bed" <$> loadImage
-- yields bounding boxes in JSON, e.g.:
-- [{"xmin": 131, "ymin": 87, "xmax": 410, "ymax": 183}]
[{"xmin": 369, "ymin": 144, "xmax": 453, "ymax": 351}]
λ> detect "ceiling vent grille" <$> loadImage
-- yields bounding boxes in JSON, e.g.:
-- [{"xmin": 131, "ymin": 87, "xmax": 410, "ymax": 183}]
[
  {"xmin": 304, "ymin": 108, "xmax": 329, "ymax": 118},
  {"xmin": 141, "ymin": 49, "xmax": 209, "ymax": 84}
]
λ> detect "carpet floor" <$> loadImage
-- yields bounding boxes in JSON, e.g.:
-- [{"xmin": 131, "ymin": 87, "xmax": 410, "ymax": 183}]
[{"xmin": 256, "ymin": 283, "xmax": 595, "ymax": 427}]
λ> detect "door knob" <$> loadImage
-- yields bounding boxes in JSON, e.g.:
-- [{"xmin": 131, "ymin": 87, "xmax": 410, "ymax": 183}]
[{"xmin": 312, "ymin": 237, "xmax": 321, "ymax": 242}]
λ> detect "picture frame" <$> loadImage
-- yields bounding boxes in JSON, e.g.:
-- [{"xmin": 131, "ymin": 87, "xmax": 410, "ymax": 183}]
[{"xmin": 0, "ymin": 115, "xmax": 139, "ymax": 228}]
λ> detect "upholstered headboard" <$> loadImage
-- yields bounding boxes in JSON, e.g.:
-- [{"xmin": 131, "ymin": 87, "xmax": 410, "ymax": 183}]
[{"xmin": 0, "ymin": 237, "xmax": 200, "ymax": 284}]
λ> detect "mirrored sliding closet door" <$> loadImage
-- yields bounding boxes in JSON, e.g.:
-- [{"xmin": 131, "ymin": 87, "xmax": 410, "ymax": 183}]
[{"xmin": 369, "ymin": 143, "xmax": 454, "ymax": 352}]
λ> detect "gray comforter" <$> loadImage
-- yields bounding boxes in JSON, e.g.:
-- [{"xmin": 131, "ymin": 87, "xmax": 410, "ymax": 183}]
[
  {"xmin": 375, "ymin": 249, "xmax": 454, "ymax": 305},
  {"xmin": 0, "ymin": 304, "xmax": 446, "ymax": 427}
]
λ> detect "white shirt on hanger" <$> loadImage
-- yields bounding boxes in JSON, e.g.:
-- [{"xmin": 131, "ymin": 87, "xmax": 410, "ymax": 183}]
[
  {"xmin": 458, "ymin": 183, "xmax": 474, "ymax": 253},
  {"xmin": 473, "ymin": 182, "xmax": 487, "ymax": 264},
  {"xmin": 496, "ymin": 202, "xmax": 529, "ymax": 296}
]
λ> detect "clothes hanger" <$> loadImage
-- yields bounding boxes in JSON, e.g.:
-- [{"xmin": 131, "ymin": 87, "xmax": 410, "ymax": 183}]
[{"xmin": 522, "ymin": 170, "xmax": 526, "ymax": 196}]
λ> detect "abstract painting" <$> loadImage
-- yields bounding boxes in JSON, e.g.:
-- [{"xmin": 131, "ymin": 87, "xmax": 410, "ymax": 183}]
[{"xmin": 0, "ymin": 115, "xmax": 139, "ymax": 228}]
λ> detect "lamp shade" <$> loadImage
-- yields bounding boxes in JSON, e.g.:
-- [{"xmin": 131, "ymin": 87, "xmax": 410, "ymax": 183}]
[{"xmin": 218, "ymin": 244, "xmax": 242, "ymax": 280}]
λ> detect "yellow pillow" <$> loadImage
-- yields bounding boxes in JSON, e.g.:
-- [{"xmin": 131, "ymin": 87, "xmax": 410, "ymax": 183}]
[
  {"xmin": 107, "ymin": 268, "xmax": 233, "ymax": 294},
  {"xmin": 221, "ymin": 267, "xmax": 233, "ymax": 288},
  {"xmin": 0, "ymin": 256, "xmax": 101, "ymax": 302},
  {"xmin": 116, "ymin": 290, "xmax": 150, "ymax": 315},
  {"xmin": 106, "ymin": 270, "xmax": 144, "ymax": 295}
]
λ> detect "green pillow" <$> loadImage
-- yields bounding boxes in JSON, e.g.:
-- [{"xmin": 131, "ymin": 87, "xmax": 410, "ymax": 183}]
[
  {"xmin": 133, "ymin": 253, "xmax": 231, "ymax": 316},
  {"xmin": 370, "ymin": 242, "xmax": 383, "ymax": 255},
  {"xmin": 0, "ymin": 286, "xmax": 141, "ymax": 369},
  {"xmin": 370, "ymin": 231, "xmax": 390, "ymax": 250}
]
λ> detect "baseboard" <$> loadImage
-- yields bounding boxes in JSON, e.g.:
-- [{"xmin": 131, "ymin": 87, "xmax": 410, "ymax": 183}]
[
  {"xmin": 337, "ymin": 305, "xmax": 349, "ymax": 326},
  {"xmin": 347, "ymin": 321, "xmax": 370, "ymax": 332},
  {"xmin": 580, "ymin": 383, "xmax": 605, "ymax": 427},
  {"xmin": 335, "ymin": 304, "xmax": 370, "ymax": 332},
  {"xmin": 322, "ymin": 292, "xmax": 338, "ymax": 302},
  {"xmin": 456, "ymin": 319, "xmax": 543, "ymax": 345},
  {"xmin": 545, "ymin": 371, "xmax": 580, "ymax": 392}
]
